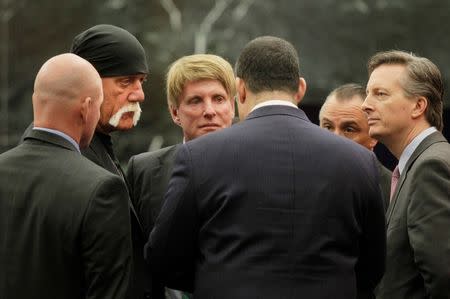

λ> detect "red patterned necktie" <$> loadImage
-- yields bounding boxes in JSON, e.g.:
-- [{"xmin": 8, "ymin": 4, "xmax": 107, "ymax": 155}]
[{"xmin": 390, "ymin": 166, "xmax": 400, "ymax": 201}]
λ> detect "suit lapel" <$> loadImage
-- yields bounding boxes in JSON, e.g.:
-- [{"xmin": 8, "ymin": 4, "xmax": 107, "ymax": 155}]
[
  {"xmin": 158, "ymin": 144, "xmax": 179, "ymax": 187},
  {"xmin": 386, "ymin": 131, "xmax": 447, "ymax": 224},
  {"xmin": 84, "ymin": 133, "xmax": 145, "ymax": 234},
  {"xmin": 85, "ymin": 133, "xmax": 118, "ymax": 174}
]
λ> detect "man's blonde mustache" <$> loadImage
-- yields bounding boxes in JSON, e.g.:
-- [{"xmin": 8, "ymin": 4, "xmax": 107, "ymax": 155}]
[{"xmin": 108, "ymin": 102, "xmax": 142, "ymax": 127}]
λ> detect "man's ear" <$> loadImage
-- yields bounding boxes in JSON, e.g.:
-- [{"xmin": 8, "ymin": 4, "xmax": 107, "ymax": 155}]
[
  {"xmin": 236, "ymin": 77, "xmax": 246, "ymax": 104},
  {"xmin": 294, "ymin": 77, "xmax": 307, "ymax": 105},
  {"xmin": 169, "ymin": 104, "xmax": 181, "ymax": 126},
  {"xmin": 411, "ymin": 96, "xmax": 428, "ymax": 119},
  {"xmin": 80, "ymin": 97, "xmax": 92, "ymax": 123},
  {"xmin": 230, "ymin": 95, "xmax": 236, "ymax": 119}
]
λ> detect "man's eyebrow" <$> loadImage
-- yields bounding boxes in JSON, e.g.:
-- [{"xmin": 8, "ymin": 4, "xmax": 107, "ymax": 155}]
[
  {"xmin": 185, "ymin": 95, "xmax": 202, "ymax": 101},
  {"xmin": 340, "ymin": 120, "xmax": 360, "ymax": 126}
]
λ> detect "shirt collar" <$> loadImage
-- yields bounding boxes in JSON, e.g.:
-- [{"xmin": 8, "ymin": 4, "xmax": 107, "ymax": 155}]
[
  {"xmin": 33, "ymin": 127, "xmax": 80, "ymax": 153},
  {"xmin": 398, "ymin": 126, "xmax": 437, "ymax": 174},
  {"xmin": 251, "ymin": 100, "xmax": 298, "ymax": 113}
]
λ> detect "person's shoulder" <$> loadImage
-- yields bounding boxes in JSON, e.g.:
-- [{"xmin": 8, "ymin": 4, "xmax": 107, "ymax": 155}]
[
  {"xmin": 74, "ymin": 157, "xmax": 127, "ymax": 201},
  {"xmin": 428, "ymin": 135, "xmax": 450, "ymax": 153},
  {"xmin": 186, "ymin": 123, "xmax": 243, "ymax": 149},
  {"xmin": 0, "ymin": 145, "xmax": 23, "ymax": 165},
  {"xmin": 377, "ymin": 161, "xmax": 392, "ymax": 176},
  {"xmin": 130, "ymin": 144, "xmax": 179, "ymax": 164},
  {"xmin": 412, "ymin": 132, "xmax": 450, "ymax": 163},
  {"xmin": 414, "ymin": 140, "xmax": 450, "ymax": 169},
  {"xmin": 67, "ymin": 158, "xmax": 128, "ymax": 214},
  {"xmin": 312, "ymin": 129, "xmax": 377, "ymax": 175},
  {"xmin": 41, "ymin": 146, "xmax": 123, "ymax": 195},
  {"xmin": 183, "ymin": 132, "xmax": 225, "ymax": 155},
  {"xmin": 68, "ymin": 153, "xmax": 119, "ymax": 182},
  {"xmin": 311, "ymin": 125, "xmax": 373, "ymax": 156},
  {"xmin": 147, "ymin": 144, "xmax": 179, "ymax": 157}
]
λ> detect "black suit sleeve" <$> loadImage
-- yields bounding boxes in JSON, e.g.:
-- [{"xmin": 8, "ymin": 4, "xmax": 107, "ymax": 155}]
[
  {"xmin": 355, "ymin": 153, "xmax": 387, "ymax": 297},
  {"xmin": 145, "ymin": 145, "xmax": 197, "ymax": 292},
  {"xmin": 82, "ymin": 174, "xmax": 133, "ymax": 299},
  {"xmin": 126, "ymin": 156, "xmax": 138, "ymax": 208}
]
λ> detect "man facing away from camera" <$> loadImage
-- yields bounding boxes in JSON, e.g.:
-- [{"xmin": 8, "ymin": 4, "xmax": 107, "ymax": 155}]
[
  {"xmin": 146, "ymin": 36, "xmax": 386, "ymax": 299},
  {"xmin": 0, "ymin": 53, "xmax": 132, "ymax": 299}
]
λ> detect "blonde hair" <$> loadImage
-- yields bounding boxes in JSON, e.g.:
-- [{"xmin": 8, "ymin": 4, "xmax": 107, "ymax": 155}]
[{"xmin": 166, "ymin": 54, "xmax": 236, "ymax": 108}]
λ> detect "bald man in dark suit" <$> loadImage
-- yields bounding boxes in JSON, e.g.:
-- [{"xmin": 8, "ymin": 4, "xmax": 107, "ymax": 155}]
[
  {"xmin": 19, "ymin": 25, "xmax": 153, "ymax": 299},
  {"xmin": 0, "ymin": 54, "xmax": 132, "ymax": 299}
]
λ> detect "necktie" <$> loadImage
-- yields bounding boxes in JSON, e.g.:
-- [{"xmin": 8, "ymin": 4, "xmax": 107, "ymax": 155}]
[{"xmin": 390, "ymin": 166, "xmax": 400, "ymax": 201}]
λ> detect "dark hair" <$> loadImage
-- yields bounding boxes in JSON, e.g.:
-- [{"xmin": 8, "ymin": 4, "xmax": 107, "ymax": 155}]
[
  {"xmin": 329, "ymin": 83, "xmax": 366, "ymax": 102},
  {"xmin": 368, "ymin": 50, "xmax": 444, "ymax": 131},
  {"xmin": 235, "ymin": 36, "xmax": 300, "ymax": 94}
]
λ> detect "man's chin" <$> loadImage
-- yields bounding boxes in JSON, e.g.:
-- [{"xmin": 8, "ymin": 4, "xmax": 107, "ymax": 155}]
[{"xmin": 368, "ymin": 128, "xmax": 384, "ymax": 141}]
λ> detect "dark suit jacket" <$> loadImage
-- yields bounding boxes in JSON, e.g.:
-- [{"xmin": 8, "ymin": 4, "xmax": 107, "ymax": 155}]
[
  {"xmin": 127, "ymin": 144, "xmax": 180, "ymax": 238},
  {"xmin": 20, "ymin": 124, "xmax": 156, "ymax": 299},
  {"xmin": 146, "ymin": 105, "xmax": 386, "ymax": 299},
  {"xmin": 377, "ymin": 161, "xmax": 392, "ymax": 212},
  {"xmin": 126, "ymin": 145, "xmax": 180, "ymax": 298},
  {"xmin": 82, "ymin": 132, "xmax": 158, "ymax": 299},
  {"xmin": 0, "ymin": 130, "xmax": 132, "ymax": 299},
  {"xmin": 376, "ymin": 131, "xmax": 450, "ymax": 299}
]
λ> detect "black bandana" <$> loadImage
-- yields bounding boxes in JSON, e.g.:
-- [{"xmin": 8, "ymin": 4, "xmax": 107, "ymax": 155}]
[{"xmin": 70, "ymin": 24, "xmax": 149, "ymax": 77}]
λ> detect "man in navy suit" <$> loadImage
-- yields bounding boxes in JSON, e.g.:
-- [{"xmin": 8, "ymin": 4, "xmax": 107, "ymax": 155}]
[{"xmin": 146, "ymin": 36, "xmax": 386, "ymax": 299}]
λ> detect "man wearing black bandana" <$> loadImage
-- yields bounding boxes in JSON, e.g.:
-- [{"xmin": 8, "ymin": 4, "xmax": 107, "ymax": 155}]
[
  {"xmin": 21, "ymin": 24, "xmax": 158, "ymax": 299},
  {"xmin": 72, "ymin": 24, "xmax": 158, "ymax": 299}
]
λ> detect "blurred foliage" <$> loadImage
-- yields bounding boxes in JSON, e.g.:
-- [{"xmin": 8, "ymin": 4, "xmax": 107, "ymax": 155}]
[{"xmin": 1, "ymin": 0, "xmax": 449, "ymax": 164}]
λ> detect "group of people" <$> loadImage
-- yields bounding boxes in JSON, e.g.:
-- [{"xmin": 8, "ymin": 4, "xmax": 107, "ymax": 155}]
[{"xmin": 0, "ymin": 23, "xmax": 448, "ymax": 299}]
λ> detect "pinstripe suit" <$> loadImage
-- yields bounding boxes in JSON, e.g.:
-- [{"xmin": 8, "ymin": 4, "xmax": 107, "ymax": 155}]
[{"xmin": 146, "ymin": 105, "xmax": 386, "ymax": 299}]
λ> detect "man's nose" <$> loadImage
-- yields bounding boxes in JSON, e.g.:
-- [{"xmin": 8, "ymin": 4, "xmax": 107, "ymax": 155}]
[
  {"xmin": 203, "ymin": 100, "xmax": 217, "ymax": 118},
  {"xmin": 128, "ymin": 81, "xmax": 145, "ymax": 102},
  {"xmin": 361, "ymin": 95, "xmax": 372, "ymax": 112},
  {"xmin": 334, "ymin": 128, "xmax": 345, "ymax": 137}
]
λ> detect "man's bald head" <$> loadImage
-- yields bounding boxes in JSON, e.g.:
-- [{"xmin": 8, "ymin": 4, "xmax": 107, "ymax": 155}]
[
  {"xmin": 33, "ymin": 53, "xmax": 103, "ymax": 148},
  {"xmin": 319, "ymin": 83, "xmax": 377, "ymax": 150},
  {"xmin": 33, "ymin": 53, "xmax": 101, "ymax": 105}
]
